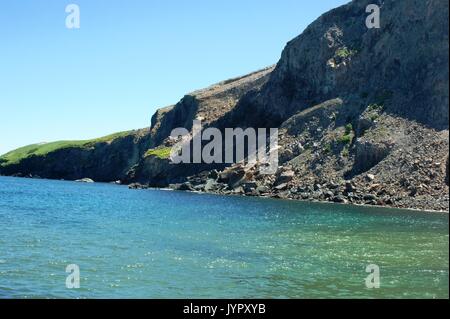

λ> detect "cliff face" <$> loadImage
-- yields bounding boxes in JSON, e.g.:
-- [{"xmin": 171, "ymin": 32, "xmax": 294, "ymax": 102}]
[
  {"xmin": 124, "ymin": 67, "xmax": 275, "ymax": 185},
  {"xmin": 150, "ymin": 66, "xmax": 274, "ymax": 146},
  {"xmin": 221, "ymin": 0, "xmax": 448, "ymax": 130},
  {"xmin": 1, "ymin": 0, "xmax": 448, "ymax": 211},
  {"xmin": 0, "ymin": 130, "xmax": 150, "ymax": 182},
  {"xmin": 136, "ymin": 0, "xmax": 448, "ymax": 211}
]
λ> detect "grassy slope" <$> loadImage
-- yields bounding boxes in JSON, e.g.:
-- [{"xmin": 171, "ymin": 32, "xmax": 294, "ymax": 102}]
[
  {"xmin": 144, "ymin": 146, "xmax": 172, "ymax": 159},
  {"xmin": 0, "ymin": 131, "xmax": 133, "ymax": 165}
]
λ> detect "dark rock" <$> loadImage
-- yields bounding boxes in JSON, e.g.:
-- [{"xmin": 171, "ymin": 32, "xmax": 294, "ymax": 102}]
[
  {"xmin": 193, "ymin": 184, "xmax": 205, "ymax": 191},
  {"xmin": 300, "ymin": 193, "xmax": 310, "ymax": 200},
  {"xmin": 324, "ymin": 191, "xmax": 334, "ymax": 198},
  {"xmin": 345, "ymin": 181, "xmax": 356, "ymax": 193},
  {"xmin": 363, "ymin": 194, "xmax": 378, "ymax": 201},
  {"xmin": 208, "ymin": 169, "xmax": 219, "ymax": 180},
  {"xmin": 351, "ymin": 140, "xmax": 394, "ymax": 176},
  {"xmin": 128, "ymin": 183, "xmax": 147, "ymax": 189},
  {"xmin": 333, "ymin": 195, "xmax": 348, "ymax": 204},
  {"xmin": 242, "ymin": 182, "xmax": 258, "ymax": 193},
  {"xmin": 218, "ymin": 166, "xmax": 246, "ymax": 188},
  {"xmin": 274, "ymin": 169, "xmax": 295, "ymax": 186},
  {"xmin": 327, "ymin": 181, "xmax": 339, "ymax": 189},
  {"xmin": 179, "ymin": 182, "xmax": 194, "ymax": 191}
]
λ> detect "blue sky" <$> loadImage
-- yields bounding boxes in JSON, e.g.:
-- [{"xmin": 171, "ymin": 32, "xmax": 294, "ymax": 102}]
[{"xmin": 0, "ymin": 0, "xmax": 348, "ymax": 155}]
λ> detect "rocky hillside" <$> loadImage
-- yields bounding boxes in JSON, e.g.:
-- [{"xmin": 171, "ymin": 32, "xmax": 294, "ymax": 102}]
[
  {"xmin": 125, "ymin": 66, "xmax": 275, "ymax": 186},
  {"xmin": 135, "ymin": 0, "xmax": 449, "ymax": 211},
  {"xmin": 1, "ymin": 0, "xmax": 448, "ymax": 211}
]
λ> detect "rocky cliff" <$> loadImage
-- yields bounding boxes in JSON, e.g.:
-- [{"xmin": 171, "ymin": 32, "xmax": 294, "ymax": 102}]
[
  {"xmin": 1, "ymin": 0, "xmax": 448, "ymax": 211},
  {"xmin": 136, "ymin": 0, "xmax": 449, "ymax": 211},
  {"xmin": 0, "ymin": 129, "xmax": 150, "ymax": 182}
]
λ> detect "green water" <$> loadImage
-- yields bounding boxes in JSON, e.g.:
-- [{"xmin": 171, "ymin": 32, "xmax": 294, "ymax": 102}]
[{"xmin": 0, "ymin": 176, "xmax": 448, "ymax": 298}]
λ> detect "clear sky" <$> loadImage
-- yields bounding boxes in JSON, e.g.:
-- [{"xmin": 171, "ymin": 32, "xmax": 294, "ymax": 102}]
[{"xmin": 0, "ymin": 0, "xmax": 348, "ymax": 155}]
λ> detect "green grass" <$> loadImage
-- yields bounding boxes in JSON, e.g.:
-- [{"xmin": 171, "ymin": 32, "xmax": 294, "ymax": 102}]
[
  {"xmin": 338, "ymin": 134, "xmax": 353, "ymax": 144},
  {"xmin": 345, "ymin": 123, "xmax": 353, "ymax": 135},
  {"xmin": 342, "ymin": 146, "xmax": 350, "ymax": 157},
  {"xmin": 336, "ymin": 47, "xmax": 357, "ymax": 59},
  {"xmin": 323, "ymin": 143, "xmax": 332, "ymax": 154},
  {"xmin": 338, "ymin": 124, "xmax": 354, "ymax": 145},
  {"xmin": 367, "ymin": 103, "xmax": 385, "ymax": 112},
  {"xmin": 145, "ymin": 146, "xmax": 172, "ymax": 159},
  {"xmin": 0, "ymin": 131, "xmax": 133, "ymax": 165}
]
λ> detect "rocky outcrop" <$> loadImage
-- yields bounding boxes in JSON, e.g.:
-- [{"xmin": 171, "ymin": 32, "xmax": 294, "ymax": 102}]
[
  {"xmin": 351, "ymin": 138, "xmax": 394, "ymax": 175},
  {"xmin": 150, "ymin": 66, "xmax": 274, "ymax": 147}
]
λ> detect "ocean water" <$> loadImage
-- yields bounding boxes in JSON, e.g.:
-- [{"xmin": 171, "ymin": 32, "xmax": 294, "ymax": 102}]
[{"xmin": 0, "ymin": 176, "xmax": 448, "ymax": 299}]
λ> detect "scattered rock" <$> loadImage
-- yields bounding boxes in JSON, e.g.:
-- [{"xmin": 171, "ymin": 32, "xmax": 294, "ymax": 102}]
[
  {"xmin": 275, "ymin": 169, "xmax": 295, "ymax": 186},
  {"xmin": 333, "ymin": 195, "xmax": 348, "ymax": 204},
  {"xmin": 363, "ymin": 194, "xmax": 377, "ymax": 201},
  {"xmin": 75, "ymin": 178, "xmax": 94, "ymax": 183},
  {"xmin": 275, "ymin": 183, "xmax": 288, "ymax": 191},
  {"xmin": 256, "ymin": 185, "xmax": 270, "ymax": 194},
  {"xmin": 204, "ymin": 179, "xmax": 219, "ymax": 192},
  {"xmin": 324, "ymin": 191, "xmax": 334, "ymax": 198},
  {"xmin": 128, "ymin": 183, "xmax": 147, "ymax": 189}
]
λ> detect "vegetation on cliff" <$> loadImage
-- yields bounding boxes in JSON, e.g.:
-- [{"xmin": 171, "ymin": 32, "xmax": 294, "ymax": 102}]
[{"xmin": 0, "ymin": 131, "xmax": 133, "ymax": 166}]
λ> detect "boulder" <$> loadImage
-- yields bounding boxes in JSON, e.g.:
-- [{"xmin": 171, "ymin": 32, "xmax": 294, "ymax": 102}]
[
  {"xmin": 275, "ymin": 183, "xmax": 288, "ymax": 191},
  {"xmin": 128, "ymin": 183, "xmax": 147, "ymax": 189},
  {"xmin": 75, "ymin": 178, "xmax": 94, "ymax": 183},
  {"xmin": 204, "ymin": 179, "xmax": 220, "ymax": 192},
  {"xmin": 274, "ymin": 169, "xmax": 295, "ymax": 186},
  {"xmin": 363, "ymin": 194, "xmax": 378, "ymax": 201},
  {"xmin": 256, "ymin": 185, "xmax": 270, "ymax": 194},
  {"xmin": 176, "ymin": 182, "xmax": 194, "ymax": 191},
  {"xmin": 333, "ymin": 195, "xmax": 348, "ymax": 204},
  {"xmin": 218, "ymin": 166, "xmax": 246, "ymax": 188}
]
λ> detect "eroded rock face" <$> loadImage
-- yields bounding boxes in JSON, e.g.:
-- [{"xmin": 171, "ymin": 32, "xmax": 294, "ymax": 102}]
[
  {"xmin": 223, "ymin": 0, "xmax": 449, "ymax": 130},
  {"xmin": 352, "ymin": 139, "xmax": 395, "ymax": 176},
  {"xmin": 150, "ymin": 67, "xmax": 274, "ymax": 147}
]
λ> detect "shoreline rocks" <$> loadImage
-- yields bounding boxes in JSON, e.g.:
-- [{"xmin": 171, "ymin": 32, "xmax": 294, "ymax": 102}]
[{"xmin": 75, "ymin": 178, "xmax": 94, "ymax": 183}]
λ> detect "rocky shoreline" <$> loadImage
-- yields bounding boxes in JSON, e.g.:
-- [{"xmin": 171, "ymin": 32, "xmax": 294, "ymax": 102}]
[{"xmin": 128, "ymin": 160, "xmax": 449, "ymax": 213}]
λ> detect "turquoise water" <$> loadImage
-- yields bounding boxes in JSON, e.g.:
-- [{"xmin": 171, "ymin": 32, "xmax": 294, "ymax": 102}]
[{"xmin": 0, "ymin": 176, "xmax": 448, "ymax": 299}]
